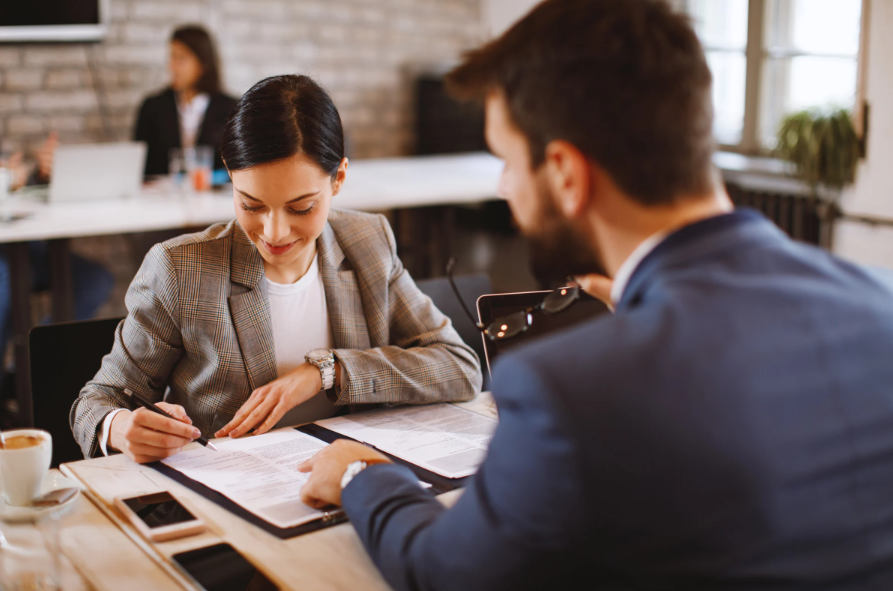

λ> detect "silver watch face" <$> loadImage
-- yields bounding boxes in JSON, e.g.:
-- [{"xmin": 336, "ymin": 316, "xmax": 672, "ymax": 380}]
[{"xmin": 306, "ymin": 348, "xmax": 333, "ymax": 362}]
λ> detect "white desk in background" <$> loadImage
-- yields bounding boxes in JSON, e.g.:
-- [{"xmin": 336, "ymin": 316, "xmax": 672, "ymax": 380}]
[{"xmin": 0, "ymin": 152, "xmax": 503, "ymax": 426}]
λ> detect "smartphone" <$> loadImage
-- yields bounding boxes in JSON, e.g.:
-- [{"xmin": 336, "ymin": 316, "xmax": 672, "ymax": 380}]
[
  {"xmin": 171, "ymin": 543, "xmax": 281, "ymax": 591},
  {"xmin": 114, "ymin": 492, "xmax": 206, "ymax": 542}
]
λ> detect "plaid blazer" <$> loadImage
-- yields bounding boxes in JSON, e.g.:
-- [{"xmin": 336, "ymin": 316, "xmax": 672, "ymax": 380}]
[{"xmin": 70, "ymin": 209, "xmax": 482, "ymax": 458}]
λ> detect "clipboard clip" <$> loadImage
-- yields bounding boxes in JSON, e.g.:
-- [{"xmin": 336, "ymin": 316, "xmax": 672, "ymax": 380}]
[{"xmin": 321, "ymin": 509, "xmax": 347, "ymax": 524}]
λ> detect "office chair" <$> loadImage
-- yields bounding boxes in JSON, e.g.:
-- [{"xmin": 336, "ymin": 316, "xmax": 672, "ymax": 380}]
[
  {"xmin": 29, "ymin": 317, "xmax": 123, "ymax": 467},
  {"xmin": 416, "ymin": 273, "xmax": 492, "ymax": 391}
]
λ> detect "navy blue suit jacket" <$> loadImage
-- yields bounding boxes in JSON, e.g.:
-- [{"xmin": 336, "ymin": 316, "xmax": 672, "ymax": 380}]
[{"xmin": 342, "ymin": 210, "xmax": 893, "ymax": 590}]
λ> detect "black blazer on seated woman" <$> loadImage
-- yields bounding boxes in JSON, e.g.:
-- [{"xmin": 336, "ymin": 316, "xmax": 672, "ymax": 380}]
[{"xmin": 134, "ymin": 88, "xmax": 238, "ymax": 177}]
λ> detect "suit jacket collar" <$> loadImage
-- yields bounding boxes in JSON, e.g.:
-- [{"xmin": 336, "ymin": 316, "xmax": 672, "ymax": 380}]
[
  {"xmin": 616, "ymin": 209, "xmax": 785, "ymax": 313},
  {"xmin": 230, "ymin": 222, "xmax": 265, "ymax": 288}
]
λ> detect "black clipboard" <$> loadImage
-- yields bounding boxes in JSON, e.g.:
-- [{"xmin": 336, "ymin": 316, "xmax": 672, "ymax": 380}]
[{"xmin": 147, "ymin": 426, "xmax": 469, "ymax": 539}]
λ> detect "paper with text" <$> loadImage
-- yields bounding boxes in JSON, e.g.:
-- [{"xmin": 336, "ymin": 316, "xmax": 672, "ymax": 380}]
[
  {"xmin": 161, "ymin": 429, "xmax": 327, "ymax": 529},
  {"xmin": 316, "ymin": 403, "xmax": 497, "ymax": 479}
]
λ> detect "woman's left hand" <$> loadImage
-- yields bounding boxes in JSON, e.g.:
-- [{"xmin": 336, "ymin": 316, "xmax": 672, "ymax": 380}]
[{"xmin": 215, "ymin": 363, "xmax": 323, "ymax": 439}]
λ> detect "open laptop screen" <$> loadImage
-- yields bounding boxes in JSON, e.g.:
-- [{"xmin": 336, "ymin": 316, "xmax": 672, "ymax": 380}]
[{"xmin": 476, "ymin": 290, "xmax": 609, "ymax": 379}]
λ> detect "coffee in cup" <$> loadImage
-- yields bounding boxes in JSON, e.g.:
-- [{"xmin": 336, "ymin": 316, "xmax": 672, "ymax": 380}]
[
  {"xmin": 0, "ymin": 429, "xmax": 53, "ymax": 507},
  {"xmin": 0, "ymin": 434, "xmax": 43, "ymax": 449}
]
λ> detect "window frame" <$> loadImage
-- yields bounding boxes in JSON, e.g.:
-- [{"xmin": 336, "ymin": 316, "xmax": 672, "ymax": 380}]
[{"xmin": 686, "ymin": 0, "xmax": 869, "ymax": 156}]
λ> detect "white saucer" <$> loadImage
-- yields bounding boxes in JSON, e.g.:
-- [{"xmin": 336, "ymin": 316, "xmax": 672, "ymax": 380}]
[{"xmin": 0, "ymin": 472, "xmax": 81, "ymax": 523}]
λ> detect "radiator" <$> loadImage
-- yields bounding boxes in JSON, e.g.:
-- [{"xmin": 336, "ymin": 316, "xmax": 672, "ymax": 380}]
[{"xmin": 725, "ymin": 182, "xmax": 828, "ymax": 246}]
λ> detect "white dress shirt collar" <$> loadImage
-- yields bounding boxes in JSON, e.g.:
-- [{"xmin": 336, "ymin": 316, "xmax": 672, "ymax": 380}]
[{"xmin": 609, "ymin": 231, "xmax": 669, "ymax": 306}]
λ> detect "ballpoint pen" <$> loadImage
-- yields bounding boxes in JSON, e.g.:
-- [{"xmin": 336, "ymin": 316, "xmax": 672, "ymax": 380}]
[{"xmin": 123, "ymin": 389, "xmax": 219, "ymax": 452}]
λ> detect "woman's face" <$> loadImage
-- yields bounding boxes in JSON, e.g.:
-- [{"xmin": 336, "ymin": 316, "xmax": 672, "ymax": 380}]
[
  {"xmin": 169, "ymin": 40, "xmax": 203, "ymax": 93},
  {"xmin": 231, "ymin": 155, "xmax": 348, "ymax": 282}
]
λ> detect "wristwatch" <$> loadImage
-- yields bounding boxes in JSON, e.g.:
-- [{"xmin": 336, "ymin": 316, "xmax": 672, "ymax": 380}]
[
  {"xmin": 305, "ymin": 348, "xmax": 336, "ymax": 391},
  {"xmin": 340, "ymin": 460, "xmax": 368, "ymax": 490}
]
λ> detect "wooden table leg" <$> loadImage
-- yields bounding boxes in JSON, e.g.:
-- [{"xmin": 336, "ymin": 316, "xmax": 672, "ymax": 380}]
[
  {"xmin": 9, "ymin": 241, "xmax": 33, "ymax": 427},
  {"xmin": 48, "ymin": 238, "xmax": 74, "ymax": 322}
]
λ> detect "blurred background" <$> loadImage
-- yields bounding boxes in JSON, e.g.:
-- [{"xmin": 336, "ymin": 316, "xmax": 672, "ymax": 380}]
[{"xmin": 0, "ymin": 0, "xmax": 890, "ymax": 422}]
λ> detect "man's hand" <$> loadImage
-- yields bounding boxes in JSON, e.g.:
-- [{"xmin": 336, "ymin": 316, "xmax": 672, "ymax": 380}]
[
  {"xmin": 297, "ymin": 440, "xmax": 391, "ymax": 508},
  {"xmin": 215, "ymin": 363, "xmax": 324, "ymax": 439},
  {"xmin": 574, "ymin": 273, "xmax": 614, "ymax": 308},
  {"xmin": 109, "ymin": 402, "xmax": 200, "ymax": 464}
]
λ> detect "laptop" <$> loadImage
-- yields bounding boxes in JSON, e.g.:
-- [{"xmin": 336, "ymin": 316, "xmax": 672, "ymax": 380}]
[
  {"xmin": 49, "ymin": 142, "xmax": 147, "ymax": 202},
  {"xmin": 476, "ymin": 289, "xmax": 610, "ymax": 380}
]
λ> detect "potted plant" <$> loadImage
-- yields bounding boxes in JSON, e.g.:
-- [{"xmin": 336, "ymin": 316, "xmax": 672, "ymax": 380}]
[{"xmin": 774, "ymin": 107, "xmax": 861, "ymax": 248}]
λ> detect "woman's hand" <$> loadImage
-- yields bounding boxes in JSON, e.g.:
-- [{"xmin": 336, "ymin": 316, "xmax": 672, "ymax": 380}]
[
  {"xmin": 109, "ymin": 402, "xmax": 199, "ymax": 464},
  {"xmin": 215, "ymin": 363, "xmax": 323, "ymax": 439}
]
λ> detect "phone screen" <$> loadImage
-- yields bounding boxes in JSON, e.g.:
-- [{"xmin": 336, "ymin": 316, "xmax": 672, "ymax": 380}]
[
  {"xmin": 122, "ymin": 492, "xmax": 198, "ymax": 529},
  {"xmin": 172, "ymin": 543, "xmax": 280, "ymax": 591}
]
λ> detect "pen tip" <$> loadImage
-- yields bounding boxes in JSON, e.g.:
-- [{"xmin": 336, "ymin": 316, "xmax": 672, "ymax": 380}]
[{"xmin": 207, "ymin": 442, "xmax": 219, "ymax": 452}]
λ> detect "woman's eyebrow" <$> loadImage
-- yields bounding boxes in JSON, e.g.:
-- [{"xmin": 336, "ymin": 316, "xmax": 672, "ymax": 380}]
[{"xmin": 235, "ymin": 187, "xmax": 320, "ymax": 204}]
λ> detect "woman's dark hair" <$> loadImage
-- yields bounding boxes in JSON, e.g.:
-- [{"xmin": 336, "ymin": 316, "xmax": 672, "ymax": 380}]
[
  {"xmin": 219, "ymin": 75, "xmax": 345, "ymax": 178},
  {"xmin": 171, "ymin": 25, "xmax": 222, "ymax": 95}
]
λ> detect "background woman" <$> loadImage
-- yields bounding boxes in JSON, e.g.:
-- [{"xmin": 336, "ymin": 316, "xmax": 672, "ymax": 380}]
[
  {"xmin": 134, "ymin": 25, "xmax": 237, "ymax": 177},
  {"xmin": 71, "ymin": 74, "xmax": 482, "ymax": 462}
]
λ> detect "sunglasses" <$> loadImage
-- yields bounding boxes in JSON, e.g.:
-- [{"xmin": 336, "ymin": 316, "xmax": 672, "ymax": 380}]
[{"xmin": 446, "ymin": 258, "xmax": 581, "ymax": 341}]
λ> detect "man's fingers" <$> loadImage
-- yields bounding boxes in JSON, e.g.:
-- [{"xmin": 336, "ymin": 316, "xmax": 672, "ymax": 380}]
[
  {"xmin": 132, "ymin": 409, "xmax": 200, "ymax": 440},
  {"xmin": 297, "ymin": 450, "xmax": 323, "ymax": 473}
]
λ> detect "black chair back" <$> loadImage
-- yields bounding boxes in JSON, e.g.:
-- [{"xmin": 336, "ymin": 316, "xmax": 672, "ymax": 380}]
[
  {"xmin": 416, "ymin": 273, "xmax": 492, "ymax": 390},
  {"xmin": 29, "ymin": 317, "xmax": 123, "ymax": 466}
]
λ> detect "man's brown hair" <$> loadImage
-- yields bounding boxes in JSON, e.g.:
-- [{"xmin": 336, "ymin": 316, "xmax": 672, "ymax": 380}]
[{"xmin": 446, "ymin": 0, "xmax": 715, "ymax": 206}]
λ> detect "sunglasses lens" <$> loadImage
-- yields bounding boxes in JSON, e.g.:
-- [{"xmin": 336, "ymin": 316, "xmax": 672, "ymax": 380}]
[
  {"xmin": 486, "ymin": 313, "xmax": 531, "ymax": 341},
  {"xmin": 543, "ymin": 285, "xmax": 579, "ymax": 314}
]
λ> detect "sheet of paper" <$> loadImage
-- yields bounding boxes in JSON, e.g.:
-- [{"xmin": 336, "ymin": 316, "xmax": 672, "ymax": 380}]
[
  {"xmin": 316, "ymin": 403, "xmax": 497, "ymax": 479},
  {"xmin": 161, "ymin": 429, "xmax": 328, "ymax": 529}
]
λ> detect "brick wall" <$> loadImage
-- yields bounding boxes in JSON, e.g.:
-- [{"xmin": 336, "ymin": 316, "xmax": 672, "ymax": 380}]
[
  {"xmin": 0, "ymin": 0, "xmax": 484, "ymax": 318},
  {"xmin": 0, "ymin": 0, "xmax": 484, "ymax": 159}
]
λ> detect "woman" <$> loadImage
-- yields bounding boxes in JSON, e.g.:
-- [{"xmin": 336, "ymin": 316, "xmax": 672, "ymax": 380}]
[
  {"xmin": 71, "ymin": 75, "xmax": 482, "ymax": 463},
  {"xmin": 134, "ymin": 25, "xmax": 237, "ymax": 177}
]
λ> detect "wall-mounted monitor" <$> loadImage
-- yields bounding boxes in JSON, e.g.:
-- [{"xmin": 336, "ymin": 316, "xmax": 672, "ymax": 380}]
[{"xmin": 0, "ymin": 0, "xmax": 109, "ymax": 43}]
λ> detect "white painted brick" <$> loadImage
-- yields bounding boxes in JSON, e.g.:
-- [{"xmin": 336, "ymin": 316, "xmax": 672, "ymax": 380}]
[
  {"xmin": 104, "ymin": 89, "xmax": 144, "ymax": 110},
  {"xmin": 7, "ymin": 115, "xmax": 46, "ymax": 136},
  {"xmin": 23, "ymin": 47, "xmax": 88, "ymax": 67},
  {"xmin": 48, "ymin": 115, "xmax": 86, "ymax": 133},
  {"xmin": 131, "ymin": 2, "xmax": 203, "ymax": 22},
  {"xmin": 4, "ymin": 69, "xmax": 44, "ymax": 91},
  {"xmin": 26, "ymin": 91, "xmax": 98, "ymax": 112},
  {"xmin": 102, "ymin": 45, "xmax": 166, "ymax": 65},
  {"xmin": 0, "ymin": 48, "xmax": 21, "ymax": 68},
  {"xmin": 45, "ymin": 70, "xmax": 85, "ymax": 89},
  {"xmin": 119, "ymin": 23, "xmax": 170, "ymax": 44},
  {"xmin": 0, "ymin": 94, "xmax": 23, "ymax": 114}
]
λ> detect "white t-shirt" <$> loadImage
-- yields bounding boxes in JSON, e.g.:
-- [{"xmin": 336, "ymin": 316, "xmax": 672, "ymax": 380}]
[{"xmin": 265, "ymin": 253, "xmax": 337, "ymax": 427}]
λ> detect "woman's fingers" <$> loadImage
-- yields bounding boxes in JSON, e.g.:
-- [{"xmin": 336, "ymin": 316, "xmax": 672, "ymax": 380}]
[
  {"xmin": 230, "ymin": 399, "xmax": 277, "ymax": 438},
  {"xmin": 216, "ymin": 392, "xmax": 265, "ymax": 437},
  {"xmin": 252, "ymin": 403, "xmax": 289, "ymax": 436}
]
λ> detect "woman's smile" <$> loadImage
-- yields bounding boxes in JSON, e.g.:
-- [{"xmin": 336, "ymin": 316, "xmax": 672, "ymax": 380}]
[{"xmin": 260, "ymin": 238, "xmax": 298, "ymax": 256}]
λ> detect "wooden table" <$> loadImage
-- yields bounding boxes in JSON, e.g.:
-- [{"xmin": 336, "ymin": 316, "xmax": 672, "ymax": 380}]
[
  {"xmin": 37, "ymin": 394, "xmax": 496, "ymax": 590},
  {"xmin": 1, "ymin": 152, "xmax": 503, "ymax": 426}
]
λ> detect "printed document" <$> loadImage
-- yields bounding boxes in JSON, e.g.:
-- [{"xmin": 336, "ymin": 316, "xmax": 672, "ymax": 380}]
[
  {"xmin": 316, "ymin": 403, "xmax": 497, "ymax": 479},
  {"xmin": 161, "ymin": 429, "xmax": 328, "ymax": 529}
]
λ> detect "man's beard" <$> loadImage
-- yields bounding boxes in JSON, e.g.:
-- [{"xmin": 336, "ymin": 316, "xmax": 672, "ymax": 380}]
[{"xmin": 522, "ymin": 182, "xmax": 606, "ymax": 288}]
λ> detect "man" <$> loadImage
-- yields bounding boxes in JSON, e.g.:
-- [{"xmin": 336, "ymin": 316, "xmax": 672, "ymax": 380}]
[{"xmin": 298, "ymin": 0, "xmax": 893, "ymax": 589}]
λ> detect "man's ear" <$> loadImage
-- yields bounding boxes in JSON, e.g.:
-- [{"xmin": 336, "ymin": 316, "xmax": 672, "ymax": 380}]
[{"xmin": 543, "ymin": 140, "xmax": 592, "ymax": 217}]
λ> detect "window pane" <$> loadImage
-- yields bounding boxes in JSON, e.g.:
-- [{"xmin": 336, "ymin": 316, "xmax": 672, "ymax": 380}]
[
  {"xmin": 761, "ymin": 56, "xmax": 858, "ymax": 146},
  {"xmin": 707, "ymin": 50, "xmax": 747, "ymax": 145},
  {"xmin": 687, "ymin": 0, "xmax": 749, "ymax": 50},
  {"xmin": 765, "ymin": 0, "xmax": 861, "ymax": 55}
]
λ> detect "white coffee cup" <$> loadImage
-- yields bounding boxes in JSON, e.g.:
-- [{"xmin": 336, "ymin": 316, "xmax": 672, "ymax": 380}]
[{"xmin": 0, "ymin": 429, "xmax": 53, "ymax": 507}]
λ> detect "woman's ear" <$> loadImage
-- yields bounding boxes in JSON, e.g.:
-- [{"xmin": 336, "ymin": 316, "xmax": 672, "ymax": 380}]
[{"xmin": 331, "ymin": 157, "xmax": 349, "ymax": 196}]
